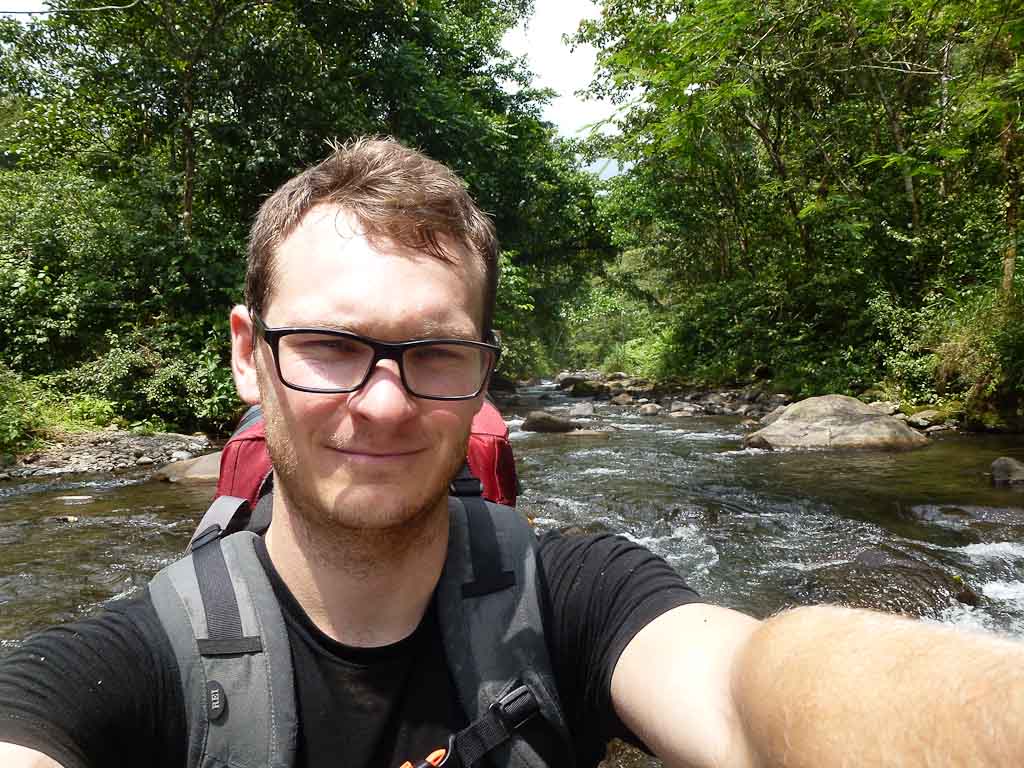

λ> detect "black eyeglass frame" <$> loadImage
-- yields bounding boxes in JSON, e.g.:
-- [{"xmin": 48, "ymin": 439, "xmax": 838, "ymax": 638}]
[{"xmin": 251, "ymin": 312, "xmax": 501, "ymax": 401}]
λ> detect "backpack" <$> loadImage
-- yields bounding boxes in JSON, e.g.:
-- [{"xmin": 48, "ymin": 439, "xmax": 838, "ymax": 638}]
[
  {"xmin": 215, "ymin": 402, "xmax": 519, "ymax": 509},
  {"xmin": 148, "ymin": 487, "xmax": 572, "ymax": 768}
]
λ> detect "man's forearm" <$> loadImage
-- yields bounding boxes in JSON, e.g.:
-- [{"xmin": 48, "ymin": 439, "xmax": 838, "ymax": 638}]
[
  {"xmin": 734, "ymin": 605, "xmax": 1024, "ymax": 767},
  {"xmin": 0, "ymin": 743, "xmax": 64, "ymax": 768}
]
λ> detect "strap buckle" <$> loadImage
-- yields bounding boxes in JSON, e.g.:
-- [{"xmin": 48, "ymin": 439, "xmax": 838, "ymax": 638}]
[
  {"xmin": 190, "ymin": 523, "xmax": 223, "ymax": 551},
  {"xmin": 489, "ymin": 684, "xmax": 539, "ymax": 732}
]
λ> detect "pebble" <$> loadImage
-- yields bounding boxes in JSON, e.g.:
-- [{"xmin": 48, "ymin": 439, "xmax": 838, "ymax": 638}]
[{"xmin": 136, "ymin": 456, "xmax": 155, "ymax": 465}]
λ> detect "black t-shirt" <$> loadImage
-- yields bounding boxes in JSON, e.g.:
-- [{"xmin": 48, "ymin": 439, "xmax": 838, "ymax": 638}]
[{"xmin": 0, "ymin": 531, "xmax": 699, "ymax": 768}]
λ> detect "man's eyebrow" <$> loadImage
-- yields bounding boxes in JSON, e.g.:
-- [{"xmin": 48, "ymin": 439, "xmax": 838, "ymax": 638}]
[{"xmin": 279, "ymin": 317, "xmax": 478, "ymax": 340}]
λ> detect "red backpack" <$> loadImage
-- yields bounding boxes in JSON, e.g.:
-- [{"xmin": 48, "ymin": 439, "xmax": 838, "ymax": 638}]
[{"xmin": 215, "ymin": 400, "xmax": 518, "ymax": 508}]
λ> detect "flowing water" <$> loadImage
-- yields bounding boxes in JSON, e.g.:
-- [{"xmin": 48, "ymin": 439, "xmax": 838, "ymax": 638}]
[{"xmin": 3, "ymin": 382, "xmax": 1024, "ymax": 657}]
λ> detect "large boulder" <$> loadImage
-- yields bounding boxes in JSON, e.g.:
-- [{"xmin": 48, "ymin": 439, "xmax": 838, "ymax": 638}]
[
  {"xmin": 743, "ymin": 395, "xmax": 928, "ymax": 451},
  {"xmin": 760, "ymin": 404, "xmax": 789, "ymax": 427},
  {"xmin": 156, "ymin": 451, "xmax": 222, "ymax": 483},
  {"xmin": 991, "ymin": 457, "xmax": 1024, "ymax": 487},
  {"xmin": 521, "ymin": 411, "xmax": 579, "ymax": 433}
]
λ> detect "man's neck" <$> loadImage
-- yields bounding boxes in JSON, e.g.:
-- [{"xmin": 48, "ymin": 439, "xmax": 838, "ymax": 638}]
[{"xmin": 263, "ymin": 491, "xmax": 450, "ymax": 647}]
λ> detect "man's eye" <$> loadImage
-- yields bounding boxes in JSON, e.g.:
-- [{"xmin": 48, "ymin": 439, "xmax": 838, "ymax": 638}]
[
  {"xmin": 294, "ymin": 338, "xmax": 362, "ymax": 356},
  {"xmin": 413, "ymin": 345, "xmax": 469, "ymax": 363}
]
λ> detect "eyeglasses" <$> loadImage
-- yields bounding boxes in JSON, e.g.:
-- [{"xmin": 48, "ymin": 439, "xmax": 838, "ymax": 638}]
[{"xmin": 251, "ymin": 313, "xmax": 500, "ymax": 401}]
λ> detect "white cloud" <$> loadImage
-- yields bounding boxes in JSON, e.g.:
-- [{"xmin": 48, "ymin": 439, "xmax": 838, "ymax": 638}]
[
  {"xmin": 0, "ymin": 0, "xmax": 47, "ymax": 15},
  {"xmin": 502, "ymin": 0, "xmax": 615, "ymax": 138}
]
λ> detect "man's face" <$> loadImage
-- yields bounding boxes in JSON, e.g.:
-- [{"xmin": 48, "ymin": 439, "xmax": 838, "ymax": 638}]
[{"xmin": 245, "ymin": 204, "xmax": 486, "ymax": 532}]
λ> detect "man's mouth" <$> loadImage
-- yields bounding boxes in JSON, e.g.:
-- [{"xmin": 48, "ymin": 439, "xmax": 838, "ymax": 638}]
[{"xmin": 328, "ymin": 446, "xmax": 426, "ymax": 463}]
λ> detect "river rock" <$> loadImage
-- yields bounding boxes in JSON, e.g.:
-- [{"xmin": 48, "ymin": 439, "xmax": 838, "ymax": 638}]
[
  {"xmin": 743, "ymin": 394, "xmax": 929, "ymax": 451},
  {"xmin": 868, "ymin": 401, "xmax": 901, "ymax": 416},
  {"xmin": 170, "ymin": 450, "xmax": 193, "ymax": 461},
  {"xmin": 569, "ymin": 402, "xmax": 595, "ymax": 418},
  {"xmin": 563, "ymin": 429, "xmax": 611, "ymax": 440},
  {"xmin": 638, "ymin": 403, "xmax": 662, "ymax": 416},
  {"xmin": 991, "ymin": 457, "xmax": 1024, "ymax": 487},
  {"xmin": 557, "ymin": 374, "xmax": 586, "ymax": 390},
  {"xmin": 136, "ymin": 455, "xmax": 155, "ymax": 465},
  {"xmin": 571, "ymin": 380, "xmax": 608, "ymax": 398},
  {"xmin": 155, "ymin": 451, "xmax": 222, "ymax": 483},
  {"xmin": 610, "ymin": 393, "xmax": 634, "ymax": 406},
  {"xmin": 907, "ymin": 409, "xmax": 941, "ymax": 429},
  {"xmin": 760, "ymin": 404, "xmax": 789, "ymax": 426},
  {"xmin": 669, "ymin": 402, "xmax": 703, "ymax": 417},
  {"xmin": 521, "ymin": 411, "xmax": 579, "ymax": 433}
]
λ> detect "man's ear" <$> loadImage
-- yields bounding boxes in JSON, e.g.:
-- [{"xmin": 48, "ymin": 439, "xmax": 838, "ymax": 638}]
[{"xmin": 230, "ymin": 305, "xmax": 261, "ymax": 405}]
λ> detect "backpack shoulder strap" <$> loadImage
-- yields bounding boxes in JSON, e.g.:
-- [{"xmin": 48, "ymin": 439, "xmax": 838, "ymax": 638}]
[
  {"xmin": 187, "ymin": 495, "xmax": 251, "ymax": 552},
  {"xmin": 438, "ymin": 496, "xmax": 574, "ymax": 768},
  {"xmin": 149, "ymin": 531, "xmax": 297, "ymax": 768}
]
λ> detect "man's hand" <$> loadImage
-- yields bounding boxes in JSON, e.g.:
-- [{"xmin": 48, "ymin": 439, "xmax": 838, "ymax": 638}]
[
  {"xmin": 0, "ymin": 743, "xmax": 64, "ymax": 768},
  {"xmin": 612, "ymin": 603, "xmax": 1024, "ymax": 767}
]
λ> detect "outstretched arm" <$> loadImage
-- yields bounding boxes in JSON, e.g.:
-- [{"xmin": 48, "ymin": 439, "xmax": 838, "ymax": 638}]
[
  {"xmin": 612, "ymin": 603, "xmax": 1024, "ymax": 767},
  {"xmin": 0, "ymin": 743, "xmax": 64, "ymax": 768}
]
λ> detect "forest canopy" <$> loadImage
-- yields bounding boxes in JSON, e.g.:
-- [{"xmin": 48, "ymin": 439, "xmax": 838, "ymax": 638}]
[{"xmin": 0, "ymin": 0, "xmax": 1022, "ymax": 450}]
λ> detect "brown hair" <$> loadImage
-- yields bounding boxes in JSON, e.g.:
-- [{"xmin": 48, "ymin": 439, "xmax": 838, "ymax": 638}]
[{"xmin": 246, "ymin": 136, "xmax": 499, "ymax": 336}]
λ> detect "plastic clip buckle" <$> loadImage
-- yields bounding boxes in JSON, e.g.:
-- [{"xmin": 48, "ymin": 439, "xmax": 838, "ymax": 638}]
[
  {"xmin": 190, "ymin": 524, "xmax": 223, "ymax": 551},
  {"xmin": 490, "ymin": 684, "xmax": 539, "ymax": 732}
]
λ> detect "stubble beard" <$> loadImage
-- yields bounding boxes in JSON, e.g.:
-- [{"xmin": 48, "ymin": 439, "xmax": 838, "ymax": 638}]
[{"xmin": 261, "ymin": 393, "xmax": 470, "ymax": 574}]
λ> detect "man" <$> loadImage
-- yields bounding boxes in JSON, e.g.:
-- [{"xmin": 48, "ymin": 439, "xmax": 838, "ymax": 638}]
[{"xmin": 1, "ymin": 138, "xmax": 1022, "ymax": 768}]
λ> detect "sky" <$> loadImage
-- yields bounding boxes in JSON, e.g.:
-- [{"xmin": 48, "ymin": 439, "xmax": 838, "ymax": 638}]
[
  {"xmin": 501, "ymin": 0, "xmax": 615, "ymax": 138},
  {"xmin": 0, "ymin": 0, "xmax": 615, "ymax": 139}
]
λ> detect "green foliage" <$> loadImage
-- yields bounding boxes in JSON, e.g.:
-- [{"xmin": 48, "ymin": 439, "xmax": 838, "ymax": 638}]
[
  {"xmin": 49, "ymin": 321, "xmax": 237, "ymax": 434},
  {"xmin": 0, "ymin": 362, "xmax": 45, "ymax": 453},
  {"xmin": 0, "ymin": 0, "xmax": 610, "ymax": 435},
  {"xmin": 570, "ymin": 0, "xmax": 1024, "ymax": 415}
]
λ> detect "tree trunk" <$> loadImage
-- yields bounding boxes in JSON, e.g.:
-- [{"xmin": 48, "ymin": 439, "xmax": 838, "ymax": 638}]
[
  {"xmin": 743, "ymin": 111, "xmax": 814, "ymax": 263},
  {"xmin": 1002, "ymin": 118, "xmax": 1020, "ymax": 300},
  {"xmin": 874, "ymin": 78, "xmax": 922, "ymax": 235},
  {"xmin": 182, "ymin": 66, "xmax": 195, "ymax": 238}
]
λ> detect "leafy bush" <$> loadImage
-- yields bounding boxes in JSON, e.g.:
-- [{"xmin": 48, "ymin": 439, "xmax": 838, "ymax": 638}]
[
  {"xmin": 0, "ymin": 362, "xmax": 45, "ymax": 453},
  {"xmin": 50, "ymin": 319, "xmax": 240, "ymax": 435}
]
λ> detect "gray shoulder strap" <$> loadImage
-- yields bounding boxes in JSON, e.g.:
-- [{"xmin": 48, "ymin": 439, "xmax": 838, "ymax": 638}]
[
  {"xmin": 438, "ymin": 497, "xmax": 575, "ymax": 768},
  {"xmin": 188, "ymin": 495, "xmax": 250, "ymax": 552},
  {"xmin": 149, "ymin": 532, "xmax": 297, "ymax": 768}
]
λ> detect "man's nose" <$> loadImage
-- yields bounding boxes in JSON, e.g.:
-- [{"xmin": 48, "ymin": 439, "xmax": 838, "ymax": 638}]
[{"xmin": 346, "ymin": 358, "xmax": 417, "ymax": 421}]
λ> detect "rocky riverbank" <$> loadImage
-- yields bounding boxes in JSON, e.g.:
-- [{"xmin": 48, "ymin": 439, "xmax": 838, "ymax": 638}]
[
  {"xmin": 0, "ymin": 426, "xmax": 213, "ymax": 482},
  {"xmin": 508, "ymin": 371, "xmax": 965, "ymax": 451}
]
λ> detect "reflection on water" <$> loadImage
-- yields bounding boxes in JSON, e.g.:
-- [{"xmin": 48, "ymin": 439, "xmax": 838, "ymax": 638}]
[{"xmin": 2, "ymin": 383, "xmax": 1024, "ymax": 654}]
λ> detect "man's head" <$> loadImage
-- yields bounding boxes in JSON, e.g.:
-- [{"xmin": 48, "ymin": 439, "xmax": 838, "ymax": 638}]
[
  {"xmin": 245, "ymin": 136, "xmax": 499, "ymax": 339},
  {"xmin": 230, "ymin": 138, "xmax": 499, "ymax": 543}
]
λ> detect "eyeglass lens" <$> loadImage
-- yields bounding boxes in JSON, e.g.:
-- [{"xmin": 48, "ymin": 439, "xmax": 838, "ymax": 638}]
[{"xmin": 275, "ymin": 333, "xmax": 493, "ymax": 398}]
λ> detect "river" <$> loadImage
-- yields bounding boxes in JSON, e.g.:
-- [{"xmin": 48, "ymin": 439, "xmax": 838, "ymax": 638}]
[{"xmin": 3, "ymin": 382, "xmax": 1023, "ymax": 765}]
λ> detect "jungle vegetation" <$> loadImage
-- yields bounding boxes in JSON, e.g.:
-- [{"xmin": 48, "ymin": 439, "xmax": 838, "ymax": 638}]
[{"xmin": 0, "ymin": 0, "xmax": 1021, "ymax": 451}]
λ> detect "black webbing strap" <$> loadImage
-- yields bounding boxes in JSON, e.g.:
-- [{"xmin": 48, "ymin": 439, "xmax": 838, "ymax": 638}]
[
  {"xmin": 460, "ymin": 494, "xmax": 515, "ymax": 598},
  {"xmin": 193, "ymin": 540, "xmax": 263, "ymax": 656},
  {"xmin": 231, "ymin": 404, "xmax": 264, "ymax": 438},
  {"xmin": 449, "ymin": 462, "xmax": 483, "ymax": 497},
  {"xmin": 451, "ymin": 684, "xmax": 540, "ymax": 767},
  {"xmin": 247, "ymin": 490, "xmax": 274, "ymax": 535}
]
